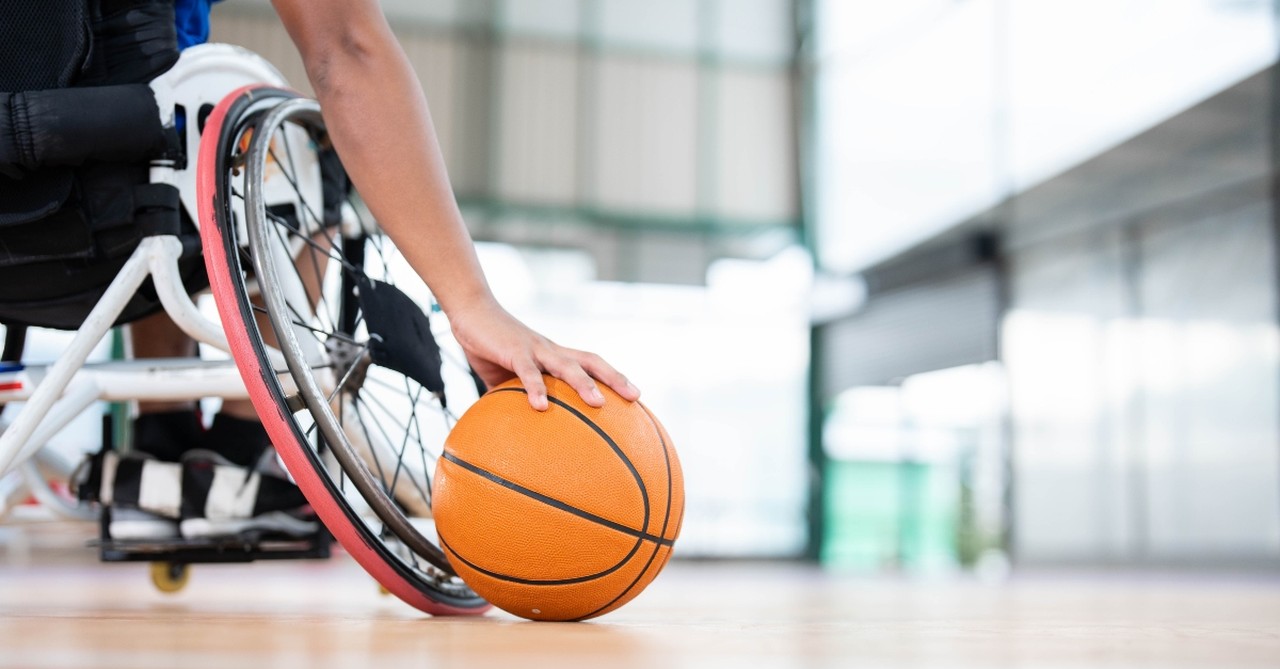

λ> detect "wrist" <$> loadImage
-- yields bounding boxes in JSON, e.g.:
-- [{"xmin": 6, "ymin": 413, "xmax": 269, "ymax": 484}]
[{"xmin": 444, "ymin": 294, "xmax": 505, "ymax": 341}]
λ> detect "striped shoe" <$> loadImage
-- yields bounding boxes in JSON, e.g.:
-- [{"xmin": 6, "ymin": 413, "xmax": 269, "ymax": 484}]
[
  {"xmin": 76, "ymin": 450, "xmax": 181, "ymax": 540},
  {"xmin": 175, "ymin": 449, "xmax": 318, "ymax": 539},
  {"xmin": 80, "ymin": 449, "xmax": 318, "ymax": 541}
]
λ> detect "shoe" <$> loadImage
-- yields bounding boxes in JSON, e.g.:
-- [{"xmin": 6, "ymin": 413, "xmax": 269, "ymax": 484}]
[
  {"xmin": 77, "ymin": 446, "xmax": 317, "ymax": 542},
  {"xmin": 95, "ymin": 409, "xmax": 201, "ymax": 540},
  {"xmin": 176, "ymin": 449, "xmax": 318, "ymax": 539},
  {"xmin": 107, "ymin": 507, "xmax": 179, "ymax": 540},
  {"xmin": 180, "ymin": 511, "xmax": 318, "ymax": 539},
  {"xmin": 75, "ymin": 450, "xmax": 185, "ymax": 541}
]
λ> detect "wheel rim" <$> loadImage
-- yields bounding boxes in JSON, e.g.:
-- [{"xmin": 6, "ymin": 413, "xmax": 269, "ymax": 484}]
[{"xmin": 202, "ymin": 86, "xmax": 486, "ymax": 611}]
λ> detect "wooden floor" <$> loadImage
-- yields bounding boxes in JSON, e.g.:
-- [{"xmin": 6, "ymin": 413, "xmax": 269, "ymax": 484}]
[{"xmin": 1, "ymin": 526, "xmax": 1278, "ymax": 668}]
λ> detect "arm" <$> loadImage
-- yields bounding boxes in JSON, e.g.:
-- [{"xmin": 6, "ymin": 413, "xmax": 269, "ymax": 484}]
[{"xmin": 269, "ymin": 0, "xmax": 638, "ymax": 410}]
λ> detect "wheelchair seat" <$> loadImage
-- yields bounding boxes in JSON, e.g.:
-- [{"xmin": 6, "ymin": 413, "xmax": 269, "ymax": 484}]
[{"xmin": 0, "ymin": 0, "xmax": 201, "ymax": 331}]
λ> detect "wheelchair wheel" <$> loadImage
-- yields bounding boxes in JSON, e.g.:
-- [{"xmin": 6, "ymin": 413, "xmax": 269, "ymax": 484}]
[{"xmin": 197, "ymin": 86, "xmax": 489, "ymax": 615}]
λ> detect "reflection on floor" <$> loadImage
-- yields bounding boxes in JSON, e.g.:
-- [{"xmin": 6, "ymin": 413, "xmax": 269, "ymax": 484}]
[{"xmin": 0, "ymin": 520, "xmax": 1278, "ymax": 669}]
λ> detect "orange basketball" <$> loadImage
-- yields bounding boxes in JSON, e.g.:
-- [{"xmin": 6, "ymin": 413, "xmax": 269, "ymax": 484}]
[{"xmin": 432, "ymin": 376, "xmax": 684, "ymax": 621}]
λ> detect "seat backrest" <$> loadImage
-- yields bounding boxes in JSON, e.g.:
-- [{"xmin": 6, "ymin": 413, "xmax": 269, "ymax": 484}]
[
  {"xmin": 0, "ymin": 0, "xmax": 193, "ymax": 331},
  {"xmin": 0, "ymin": 0, "xmax": 91, "ymax": 92}
]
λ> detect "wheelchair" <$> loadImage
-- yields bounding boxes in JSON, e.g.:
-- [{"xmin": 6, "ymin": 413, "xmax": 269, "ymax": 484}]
[{"xmin": 0, "ymin": 44, "xmax": 489, "ymax": 616}]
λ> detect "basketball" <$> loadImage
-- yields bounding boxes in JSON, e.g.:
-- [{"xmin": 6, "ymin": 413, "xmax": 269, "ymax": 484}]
[{"xmin": 432, "ymin": 375, "xmax": 684, "ymax": 621}]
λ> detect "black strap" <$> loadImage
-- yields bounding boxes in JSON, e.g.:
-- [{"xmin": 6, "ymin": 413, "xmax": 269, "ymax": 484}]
[
  {"xmin": 94, "ymin": 182, "xmax": 181, "ymax": 258},
  {"xmin": 0, "ymin": 85, "xmax": 169, "ymax": 174}
]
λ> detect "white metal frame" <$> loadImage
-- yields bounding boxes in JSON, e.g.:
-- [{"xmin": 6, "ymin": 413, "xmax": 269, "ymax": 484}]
[{"xmin": 0, "ymin": 44, "xmax": 294, "ymax": 518}]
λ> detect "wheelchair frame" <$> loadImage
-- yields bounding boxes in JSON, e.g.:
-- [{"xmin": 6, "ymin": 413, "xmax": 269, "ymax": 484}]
[
  {"xmin": 0, "ymin": 44, "xmax": 335, "ymax": 580},
  {"xmin": 0, "ymin": 46, "xmax": 338, "ymax": 582},
  {"xmin": 0, "ymin": 44, "xmax": 489, "ymax": 615},
  {"xmin": 0, "ymin": 44, "xmax": 289, "ymax": 487}
]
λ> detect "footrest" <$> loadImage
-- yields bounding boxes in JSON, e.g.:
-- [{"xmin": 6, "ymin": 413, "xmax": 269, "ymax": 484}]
[
  {"xmin": 94, "ymin": 533, "xmax": 330, "ymax": 564},
  {"xmin": 93, "ymin": 508, "xmax": 331, "ymax": 564}
]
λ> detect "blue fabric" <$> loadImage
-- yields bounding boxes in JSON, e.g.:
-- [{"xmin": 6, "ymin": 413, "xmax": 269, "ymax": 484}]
[{"xmin": 174, "ymin": 0, "xmax": 223, "ymax": 50}]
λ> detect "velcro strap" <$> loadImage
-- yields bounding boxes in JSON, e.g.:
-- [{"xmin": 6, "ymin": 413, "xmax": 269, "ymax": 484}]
[
  {"xmin": 205, "ymin": 465, "xmax": 262, "ymax": 521},
  {"xmin": 137, "ymin": 459, "xmax": 183, "ymax": 518},
  {"xmin": 97, "ymin": 453, "xmax": 183, "ymax": 519},
  {"xmin": 133, "ymin": 183, "xmax": 180, "ymax": 236}
]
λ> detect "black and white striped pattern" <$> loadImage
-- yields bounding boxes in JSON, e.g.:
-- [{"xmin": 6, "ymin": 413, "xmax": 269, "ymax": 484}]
[{"xmin": 93, "ymin": 451, "xmax": 307, "ymax": 521}]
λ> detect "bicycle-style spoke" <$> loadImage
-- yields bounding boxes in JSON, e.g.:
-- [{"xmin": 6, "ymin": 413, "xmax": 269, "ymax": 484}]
[
  {"xmin": 352, "ymin": 392, "xmax": 432, "ymax": 505},
  {"xmin": 266, "ymin": 210, "xmax": 337, "ymax": 334},
  {"xmin": 406, "ymin": 377, "xmax": 435, "ymax": 501},
  {"xmin": 265, "ymin": 208, "xmax": 337, "ymax": 317},
  {"xmin": 385, "ymin": 380, "xmax": 427, "ymax": 505},
  {"xmin": 361, "ymin": 373, "xmax": 455, "ymax": 421},
  {"xmin": 210, "ymin": 93, "xmax": 483, "ymax": 607},
  {"xmin": 268, "ymin": 140, "xmax": 335, "ymax": 246},
  {"xmin": 324, "ymin": 342, "xmax": 373, "ymax": 405},
  {"xmin": 348, "ymin": 396, "xmax": 389, "ymax": 485}
]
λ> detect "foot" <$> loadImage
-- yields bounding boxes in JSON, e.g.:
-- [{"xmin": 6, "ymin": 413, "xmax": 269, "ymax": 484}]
[{"xmin": 176, "ymin": 449, "xmax": 318, "ymax": 540}]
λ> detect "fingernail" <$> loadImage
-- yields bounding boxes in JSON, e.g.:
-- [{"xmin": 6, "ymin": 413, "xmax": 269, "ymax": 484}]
[{"xmin": 590, "ymin": 388, "xmax": 605, "ymax": 404}]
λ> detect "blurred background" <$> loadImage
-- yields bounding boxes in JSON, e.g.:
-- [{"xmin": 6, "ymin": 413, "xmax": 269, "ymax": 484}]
[
  {"xmin": 217, "ymin": 0, "xmax": 1280, "ymax": 575},
  {"xmin": 12, "ymin": 0, "xmax": 1280, "ymax": 576}
]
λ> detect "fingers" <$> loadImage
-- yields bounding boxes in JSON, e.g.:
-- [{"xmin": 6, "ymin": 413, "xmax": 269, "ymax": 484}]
[
  {"xmin": 576, "ymin": 351, "xmax": 640, "ymax": 402},
  {"xmin": 543, "ymin": 355, "xmax": 606, "ymax": 408},
  {"xmin": 512, "ymin": 358, "xmax": 549, "ymax": 411},
  {"xmin": 457, "ymin": 312, "xmax": 635, "ymax": 410},
  {"xmin": 535, "ymin": 349, "xmax": 640, "ymax": 409}
]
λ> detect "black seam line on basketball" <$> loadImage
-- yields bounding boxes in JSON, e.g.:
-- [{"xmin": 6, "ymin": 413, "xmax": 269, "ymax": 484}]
[
  {"xmin": 462, "ymin": 386, "xmax": 661, "ymax": 600},
  {"xmin": 490, "ymin": 386, "xmax": 659, "ymax": 541},
  {"xmin": 644, "ymin": 401, "xmax": 682, "ymax": 539},
  {"xmin": 578, "ymin": 402, "xmax": 677, "ymax": 620},
  {"xmin": 441, "ymin": 496, "xmax": 649, "ymax": 588},
  {"xmin": 441, "ymin": 451, "xmax": 674, "ymax": 548},
  {"xmin": 439, "ymin": 533, "xmax": 638, "ymax": 587}
]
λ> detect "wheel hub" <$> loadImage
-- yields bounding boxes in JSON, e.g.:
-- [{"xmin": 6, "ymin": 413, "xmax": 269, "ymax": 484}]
[{"xmin": 326, "ymin": 336, "xmax": 373, "ymax": 395}]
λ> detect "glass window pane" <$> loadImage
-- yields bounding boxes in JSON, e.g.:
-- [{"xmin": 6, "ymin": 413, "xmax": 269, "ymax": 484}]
[
  {"xmin": 499, "ymin": 0, "xmax": 582, "ymax": 39},
  {"xmin": 712, "ymin": 68, "xmax": 796, "ymax": 222},
  {"xmin": 592, "ymin": 56, "xmax": 699, "ymax": 215},
  {"xmin": 814, "ymin": 0, "xmax": 1000, "ymax": 273},
  {"xmin": 496, "ymin": 44, "xmax": 580, "ymax": 204},
  {"xmin": 597, "ymin": 0, "xmax": 699, "ymax": 54},
  {"xmin": 711, "ymin": 0, "xmax": 793, "ymax": 63}
]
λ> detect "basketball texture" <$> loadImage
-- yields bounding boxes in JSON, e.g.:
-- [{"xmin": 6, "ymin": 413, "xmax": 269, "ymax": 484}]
[{"xmin": 432, "ymin": 376, "xmax": 684, "ymax": 621}]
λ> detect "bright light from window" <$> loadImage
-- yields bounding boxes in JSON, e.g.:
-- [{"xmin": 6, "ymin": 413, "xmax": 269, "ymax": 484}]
[{"xmin": 813, "ymin": 0, "xmax": 1277, "ymax": 273}]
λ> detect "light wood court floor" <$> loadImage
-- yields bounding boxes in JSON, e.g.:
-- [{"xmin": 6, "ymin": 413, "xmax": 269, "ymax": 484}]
[{"xmin": 1, "ymin": 528, "xmax": 1277, "ymax": 668}]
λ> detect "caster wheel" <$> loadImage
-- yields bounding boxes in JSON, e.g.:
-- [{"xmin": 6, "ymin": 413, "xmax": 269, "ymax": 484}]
[{"xmin": 150, "ymin": 562, "xmax": 190, "ymax": 594}]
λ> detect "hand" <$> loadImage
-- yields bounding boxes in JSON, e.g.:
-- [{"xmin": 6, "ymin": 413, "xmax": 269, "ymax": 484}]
[{"xmin": 448, "ymin": 299, "xmax": 640, "ymax": 411}]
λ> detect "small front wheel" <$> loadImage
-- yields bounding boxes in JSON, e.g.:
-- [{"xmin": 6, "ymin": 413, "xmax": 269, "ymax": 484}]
[{"xmin": 150, "ymin": 562, "xmax": 190, "ymax": 594}]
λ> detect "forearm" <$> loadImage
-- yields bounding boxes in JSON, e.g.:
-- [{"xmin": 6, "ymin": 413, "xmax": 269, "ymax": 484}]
[
  {"xmin": 269, "ymin": 0, "xmax": 638, "ymax": 407},
  {"xmin": 276, "ymin": 3, "xmax": 495, "ymax": 316}
]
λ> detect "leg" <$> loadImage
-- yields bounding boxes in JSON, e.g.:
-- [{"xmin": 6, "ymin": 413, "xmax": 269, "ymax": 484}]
[
  {"xmin": 128, "ymin": 227, "xmax": 329, "ymax": 464},
  {"xmin": 130, "ymin": 310, "xmax": 269, "ymax": 466},
  {"xmin": 130, "ymin": 310, "xmax": 198, "ymax": 414},
  {"xmin": 126, "ymin": 311, "xmax": 205, "ymax": 463}
]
